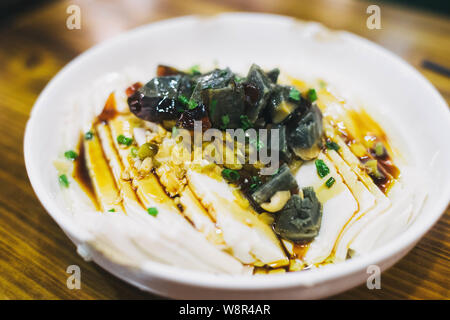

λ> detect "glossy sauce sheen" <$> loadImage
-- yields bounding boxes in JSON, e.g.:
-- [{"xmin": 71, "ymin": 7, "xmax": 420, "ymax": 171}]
[
  {"xmin": 293, "ymin": 243, "xmax": 309, "ymax": 259},
  {"xmin": 340, "ymin": 109, "xmax": 400, "ymax": 194},
  {"xmin": 73, "ymin": 93, "xmax": 119, "ymax": 210},
  {"xmin": 73, "ymin": 136, "xmax": 99, "ymax": 209},
  {"xmin": 125, "ymin": 82, "xmax": 143, "ymax": 97}
]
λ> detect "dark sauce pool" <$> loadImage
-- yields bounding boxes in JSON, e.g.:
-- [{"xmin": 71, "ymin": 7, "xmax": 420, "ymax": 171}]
[
  {"xmin": 336, "ymin": 109, "xmax": 400, "ymax": 194},
  {"xmin": 73, "ymin": 135, "xmax": 99, "ymax": 210}
]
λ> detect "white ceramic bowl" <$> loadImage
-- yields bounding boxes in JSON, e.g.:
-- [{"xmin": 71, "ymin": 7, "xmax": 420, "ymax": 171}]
[{"xmin": 24, "ymin": 13, "xmax": 450, "ymax": 299}]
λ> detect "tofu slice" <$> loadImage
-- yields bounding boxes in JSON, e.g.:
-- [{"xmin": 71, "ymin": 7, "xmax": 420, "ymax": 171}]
[
  {"xmin": 350, "ymin": 167, "xmax": 427, "ymax": 253},
  {"xmin": 326, "ymin": 129, "xmax": 424, "ymax": 258},
  {"xmin": 83, "ymin": 130, "xmax": 123, "ymax": 213},
  {"xmin": 295, "ymin": 153, "xmax": 358, "ymax": 265},
  {"xmin": 349, "ymin": 185, "xmax": 412, "ymax": 254},
  {"xmin": 132, "ymin": 171, "xmax": 246, "ymax": 274},
  {"xmin": 187, "ymin": 168, "xmax": 289, "ymax": 267},
  {"xmin": 179, "ymin": 187, "xmax": 226, "ymax": 247},
  {"xmin": 299, "ymin": 84, "xmax": 424, "ymax": 261},
  {"xmin": 325, "ymin": 129, "xmax": 386, "ymax": 198},
  {"xmin": 108, "ymin": 115, "xmax": 138, "ymax": 168},
  {"xmin": 107, "ymin": 115, "xmax": 189, "ymax": 220},
  {"xmin": 325, "ymin": 134, "xmax": 398, "ymax": 257},
  {"xmin": 85, "ymin": 125, "xmax": 224, "ymax": 272},
  {"xmin": 96, "ymin": 122, "xmax": 141, "ymax": 209},
  {"xmin": 96, "ymin": 123, "xmax": 213, "ymax": 268},
  {"xmin": 326, "ymin": 149, "xmax": 377, "ymax": 261}
]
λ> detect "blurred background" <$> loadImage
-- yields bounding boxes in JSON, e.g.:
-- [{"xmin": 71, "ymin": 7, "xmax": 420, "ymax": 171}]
[{"xmin": 0, "ymin": 0, "xmax": 448, "ymax": 299}]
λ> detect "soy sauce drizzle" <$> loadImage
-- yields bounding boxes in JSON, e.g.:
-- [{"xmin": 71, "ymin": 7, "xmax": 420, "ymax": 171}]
[
  {"xmin": 335, "ymin": 109, "xmax": 400, "ymax": 194},
  {"xmin": 97, "ymin": 92, "xmax": 118, "ymax": 123},
  {"xmin": 73, "ymin": 135, "xmax": 99, "ymax": 209}
]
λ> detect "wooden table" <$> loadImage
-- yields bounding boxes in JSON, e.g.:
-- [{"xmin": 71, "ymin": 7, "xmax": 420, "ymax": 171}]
[{"xmin": 0, "ymin": 0, "xmax": 448, "ymax": 300}]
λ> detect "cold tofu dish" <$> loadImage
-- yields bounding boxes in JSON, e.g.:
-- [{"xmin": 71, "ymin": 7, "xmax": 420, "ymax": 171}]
[{"xmin": 55, "ymin": 64, "xmax": 426, "ymax": 275}]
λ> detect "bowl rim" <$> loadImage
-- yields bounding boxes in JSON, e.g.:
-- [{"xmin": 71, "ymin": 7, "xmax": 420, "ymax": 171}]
[{"xmin": 24, "ymin": 12, "xmax": 450, "ymax": 291}]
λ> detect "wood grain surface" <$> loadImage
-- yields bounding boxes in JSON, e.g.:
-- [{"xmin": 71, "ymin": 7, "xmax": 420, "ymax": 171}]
[{"xmin": 0, "ymin": 0, "xmax": 448, "ymax": 300}]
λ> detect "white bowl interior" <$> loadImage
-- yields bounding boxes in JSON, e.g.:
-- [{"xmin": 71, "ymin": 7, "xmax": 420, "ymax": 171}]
[{"xmin": 25, "ymin": 13, "xmax": 450, "ymax": 298}]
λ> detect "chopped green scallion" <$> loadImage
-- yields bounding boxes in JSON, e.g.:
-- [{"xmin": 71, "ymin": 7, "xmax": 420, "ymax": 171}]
[
  {"xmin": 250, "ymin": 137, "xmax": 264, "ymax": 151},
  {"xmin": 179, "ymin": 94, "xmax": 197, "ymax": 110},
  {"xmin": 325, "ymin": 177, "xmax": 336, "ymax": 188},
  {"xmin": 147, "ymin": 207, "xmax": 158, "ymax": 217},
  {"xmin": 210, "ymin": 99, "xmax": 217, "ymax": 116},
  {"xmin": 289, "ymin": 87, "xmax": 301, "ymax": 101},
  {"xmin": 178, "ymin": 94, "xmax": 189, "ymax": 105},
  {"xmin": 325, "ymin": 141, "xmax": 340, "ymax": 151},
  {"xmin": 84, "ymin": 131, "xmax": 94, "ymax": 140},
  {"xmin": 256, "ymin": 139, "xmax": 264, "ymax": 151},
  {"xmin": 188, "ymin": 65, "xmax": 201, "ymax": 75},
  {"xmin": 240, "ymin": 115, "xmax": 252, "ymax": 130},
  {"xmin": 222, "ymin": 168, "xmax": 240, "ymax": 182},
  {"xmin": 364, "ymin": 159, "xmax": 384, "ymax": 180},
  {"xmin": 249, "ymin": 176, "xmax": 261, "ymax": 191},
  {"xmin": 117, "ymin": 134, "xmax": 133, "ymax": 146},
  {"xmin": 251, "ymin": 175, "xmax": 261, "ymax": 184},
  {"xmin": 374, "ymin": 142, "xmax": 386, "ymax": 157},
  {"xmin": 172, "ymin": 126, "xmax": 178, "ymax": 138},
  {"xmin": 59, "ymin": 174, "xmax": 69, "ymax": 188},
  {"xmin": 315, "ymin": 159, "xmax": 330, "ymax": 178},
  {"xmin": 308, "ymin": 88, "xmax": 317, "ymax": 102},
  {"xmin": 221, "ymin": 115, "xmax": 230, "ymax": 129},
  {"xmin": 64, "ymin": 150, "xmax": 78, "ymax": 161},
  {"xmin": 318, "ymin": 80, "xmax": 327, "ymax": 89},
  {"xmin": 108, "ymin": 208, "xmax": 116, "ymax": 213},
  {"xmin": 187, "ymin": 99, "xmax": 197, "ymax": 110}
]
